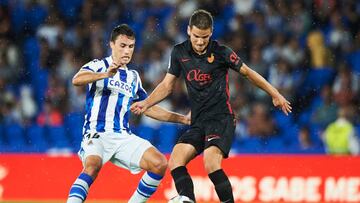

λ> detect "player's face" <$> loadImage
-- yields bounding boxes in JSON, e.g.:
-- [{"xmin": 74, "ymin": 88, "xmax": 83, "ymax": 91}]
[
  {"xmin": 187, "ymin": 25, "xmax": 212, "ymax": 55},
  {"xmin": 110, "ymin": 34, "xmax": 135, "ymax": 66}
]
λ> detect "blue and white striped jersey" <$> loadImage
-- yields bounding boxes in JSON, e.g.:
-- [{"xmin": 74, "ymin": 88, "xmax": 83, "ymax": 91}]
[{"xmin": 81, "ymin": 56, "xmax": 147, "ymax": 134}]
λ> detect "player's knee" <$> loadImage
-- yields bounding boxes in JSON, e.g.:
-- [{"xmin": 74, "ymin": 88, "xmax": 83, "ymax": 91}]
[
  {"xmin": 151, "ymin": 154, "xmax": 168, "ymax": 174},
  {"xmin": 83, "ymin": 160, "xmax": 102, "ymax": 178},
  {"xmin": 168, "ymin": 150, "xmax": 191, "ymax": 170},
  {"xmin": 168, "ymin": 156, "xmax": 180, "ymax": 170},
  {"xmin": 203, "ymin": 157, "xmax": 221, "ymax": 174}
]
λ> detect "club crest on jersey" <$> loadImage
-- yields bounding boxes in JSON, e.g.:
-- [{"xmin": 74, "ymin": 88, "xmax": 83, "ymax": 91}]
[{"xmin": 207, "ymin": 53, "xmax": 215, "ymax": 63}]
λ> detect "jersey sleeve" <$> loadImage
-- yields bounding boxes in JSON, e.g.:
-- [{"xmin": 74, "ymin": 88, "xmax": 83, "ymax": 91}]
[
  {"xmin": 80, "ymin": 59, "xmax": 102, "ymax": 72},
  {"xmin": 133, "ymin": 71, "xmax": 148, "ymax": 102},
  {"xmin": 167, "ymin": 47, "xmax": 181, "ymax": 77},
  {"xmin": 223, "ymin": 46, "xmax": 243, "ymax": 72}
]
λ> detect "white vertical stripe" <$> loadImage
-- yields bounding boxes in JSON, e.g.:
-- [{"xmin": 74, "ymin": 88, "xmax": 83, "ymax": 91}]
[
  {"xmin": 132, "ymin": 70, "xmax": 140, "ymax": 96},
  {"xmin": 81, "ymin": 56, "xmax": 142, "ymax": 134},
  {"xmin": 104, "ymin": 92, "xmax": 117, "ymax": 131}
]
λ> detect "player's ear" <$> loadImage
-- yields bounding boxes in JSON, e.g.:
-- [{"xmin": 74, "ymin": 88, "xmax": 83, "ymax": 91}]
[
  {"xmin": 187, "ymin": 26, "xmax": 191, "ymax": 36},
  {"xmin": 110, "ymin": 41, "xmax": 115, "ymax": 49}
]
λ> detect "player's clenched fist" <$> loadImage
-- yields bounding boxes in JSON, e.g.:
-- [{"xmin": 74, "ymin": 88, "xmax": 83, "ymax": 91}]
[
  {"xmin": 130, "ymin": 101, "xmax": 149, "ymax": 115},
  {"xmin": 107, "ymin": 62, "xmax": 120, "ymax": 77}
]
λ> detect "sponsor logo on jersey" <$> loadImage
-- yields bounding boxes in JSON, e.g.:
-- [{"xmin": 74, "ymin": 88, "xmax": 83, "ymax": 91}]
[
  {"xmin": 186, "ymin": 69, "xmax": 212, "ymax": 85},
  {"xmin": 108, "ymin": 79, "xmax": 133, "ymax": 96}
]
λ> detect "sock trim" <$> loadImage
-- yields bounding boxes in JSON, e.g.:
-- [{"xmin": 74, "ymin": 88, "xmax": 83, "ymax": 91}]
[
  {"xmin": 147, "ymin": 172, "xmax": 163, "ymax": 180},
  {"xmin": 141, "ymin": 179, "xmax": 157, "ymax": 188},
  {"xmin": 138, "ymin": 181, "xmax": 156, "ymax": 195},
  {"xmin": 69, "ymin": 194, "xmax": 85, "ymax": 201},
  {"xmin": 79, "ymin": 173, "xmax": 94, "ymax": 185},
  {"xmin": 136, "ymin": 188, "xmax": 151, "ymax": 198},
  {"xmin": 73, "ymin": 184, "xmax": 88, "ymax": 194}
]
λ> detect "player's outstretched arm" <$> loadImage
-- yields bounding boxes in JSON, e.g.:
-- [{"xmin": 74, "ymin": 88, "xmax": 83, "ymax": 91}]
[
  {"xmin": 240, "ymin": 63, "xmax": 292, "ymax": 115},
  {"xmin": 131, "ymin": 73, "xmax": 177, "ymax": 114},
  {"xmin": 72, "ymin": 62, "xmax": 120, "ymax": 86},
  {"xmin": 144, "ymin": 105, "xmax": 190, "ymax": 125}
]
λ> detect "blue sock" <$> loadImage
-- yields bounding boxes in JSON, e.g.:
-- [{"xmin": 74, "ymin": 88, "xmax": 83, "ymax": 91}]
[
  {"xmin": 128, "ymin": 172, "xmax": 163, "ymax": 203},
  {"xmin": 67, "ymin": 173, "xmax": 94, "ymax": 203}
]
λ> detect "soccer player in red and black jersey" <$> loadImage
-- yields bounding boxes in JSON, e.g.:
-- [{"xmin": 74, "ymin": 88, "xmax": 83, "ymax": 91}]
[{"xmin": 131, "ymin": 9, "xmax": 292, "ymax": 203}]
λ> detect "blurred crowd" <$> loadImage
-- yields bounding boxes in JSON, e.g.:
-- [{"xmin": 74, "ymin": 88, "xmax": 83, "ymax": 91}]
[{"xmin": 0, "ymin": 0, "xmax": 359, "ymax": 154}]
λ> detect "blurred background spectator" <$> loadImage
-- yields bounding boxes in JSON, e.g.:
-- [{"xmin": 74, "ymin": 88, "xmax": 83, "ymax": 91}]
[
  {"xmin": 0, "ymin": 0, "xmax": 359, "ymax": 155},
  {"xmin": 323, "ymin": 106, "xmax": 360, "ymax": 155}
]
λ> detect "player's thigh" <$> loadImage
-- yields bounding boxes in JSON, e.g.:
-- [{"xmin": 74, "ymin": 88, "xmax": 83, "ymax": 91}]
[
  {"xmin": 168, "ymin": 143, "xmax": 197, "ymax": 170},
  {"xmin": 203, "ymin": 114, "xmax": 236, "ymax": 158},
  {"xmin": 139, "ymin": 147, "xmax": 167, "ymax": 174},
  {"xmin": 79, "ymin": 132, "xmax": 105, "ymax": 164},
  {"xmin": 110, "ymin": 133, "xmax": 153, "ymax": 174},
  {"xmin": 177, "ymin": 124, "xmax": 205, "ymax": 155}
]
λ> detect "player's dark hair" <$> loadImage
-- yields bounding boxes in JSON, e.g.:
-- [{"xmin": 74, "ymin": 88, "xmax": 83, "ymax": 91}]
[
  {"xmin": 189, "ymin": 9, "xmax": 213, "ymax": 30},
  {"xmin": 110, "ymin": 24, "xmax": 135, "ymax": 42}
]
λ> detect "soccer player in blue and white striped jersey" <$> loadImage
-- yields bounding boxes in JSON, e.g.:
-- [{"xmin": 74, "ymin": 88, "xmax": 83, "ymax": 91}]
[{"xmin": 66, "ymin": 24, "xmax": 190, "ymax": 203}]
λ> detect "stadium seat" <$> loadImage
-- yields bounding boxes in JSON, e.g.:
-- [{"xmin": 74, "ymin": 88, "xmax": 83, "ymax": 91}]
[
  {"xmin": 25, "ymin": 124, "xmax": 48, "ymax": 152},
  {"xmin": 355, "ymin": 125, "xmax": 360, "ymax": 140},
  {"xmin": 0, "ymin": 123, "xmax": 4, "ymax": 146},
  {"xmin": 262, "ymin": 136, "xmax": 287, "ymax": 153},
  {"xmin": 4, "ymin": 123, "xmax": 27, "ymax": 152},
  {"xmin": 298, "ymin": 67, "xmax": 335, "ymax": 98},
  {"xmin": 234, "ymin": 137, "xmax": 263, "ymax": 154},
  {"xmin": 273, "ymin": 109, "xmax": 294, "ymax": 134},
  {"xmin": 286, "ymin": 142, "xmax": 326, "ymax": 154},
  {"xmin": 47, "ymin": 126, "xmax": 70, "ymax": 149},
  {"xmin": 64, "ymin": 112, "xmax": 84, "ymax": 150},
  {"xmin": 348, "ymin": 50, "xmax": 360, "ymax": 74},
  {"xmin": 156, "ymin": 124, "xmax": 178, "ymax": 153},
  {"xmin": 135, "ymin": 124, "xmax": 156, "ymax": 144}
]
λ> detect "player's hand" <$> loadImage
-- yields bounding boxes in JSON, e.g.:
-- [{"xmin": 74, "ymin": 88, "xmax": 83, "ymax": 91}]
[
  {"xmin": 107, "ymin": 62, "xmax": 120, "ymax": 77},
  {"xmin": 183, "ymin": 111, "xmax": 191, "ymax": 125},
  {"xmin": 272, "ymin": 93, "xmax": 292, "ymax": 116},
  {"xmin": 130, "ymin": 100, "xmax": 149, "ymax": 115}
]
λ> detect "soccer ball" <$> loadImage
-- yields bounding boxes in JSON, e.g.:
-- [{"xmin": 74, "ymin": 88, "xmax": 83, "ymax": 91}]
[{"xmin": 168, "ymin": 195, "xmax": 195, "ymax": 203}]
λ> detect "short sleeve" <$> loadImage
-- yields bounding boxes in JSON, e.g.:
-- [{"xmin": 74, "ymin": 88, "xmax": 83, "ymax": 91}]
[
  {"xmin": 223, "ymin": 46, "xmax": 243, "ymax": 72},
  {"xmin": 80, "ymin": 59, "xmax": 102, "ymax": 72},
  {"xmin": 167, "ymin": 47, "xmax": 181, "ymax": 77},
  {"xmin": 133, "ymin": 71, "xmax": 148, "ymax": 102}
]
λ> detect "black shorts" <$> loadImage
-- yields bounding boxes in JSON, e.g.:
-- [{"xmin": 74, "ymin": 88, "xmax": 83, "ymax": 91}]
[{"xmin": 177, "ymin": 114, "xmax": 236, "ymax": 158}]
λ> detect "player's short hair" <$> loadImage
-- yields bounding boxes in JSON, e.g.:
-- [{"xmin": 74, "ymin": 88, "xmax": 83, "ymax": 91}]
[
  {"xmin": 110, "ymin": 24, "xmax": 135, "ymax": 42},
  {"xmin": 189, "ymin": 9, "xmax": 213, "ymax": 30}
]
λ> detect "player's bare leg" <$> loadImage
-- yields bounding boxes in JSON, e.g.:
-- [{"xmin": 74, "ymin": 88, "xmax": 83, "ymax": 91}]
[
  {"xmin": 83, "ymin": 155, "xmax": 102, "ymax": 178},
  {"xmin": 139, "ymin": 147, "xmax": 167, "ymax": 175},
  {"xmin": 168, "ymin": 143, "xmax": 197, "ymax": 202},
  {"xmin": 67, "ymin": 155, "xmax": 102, "ymax": 203},
  {"xmin": 128, "ymin": 147, "xmax": 167, "ymax": 203},
  {"xmin": 204, "ymin": 146, "xmax": 234, "ymax": 203}
]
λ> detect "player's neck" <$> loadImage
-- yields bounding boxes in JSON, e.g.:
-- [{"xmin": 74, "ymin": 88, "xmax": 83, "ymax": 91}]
[
  {"xmin": 119, "ymin": 64, "xmax": 127, "ymax": 69},
  {"xmin": 194, "ymin": 49, "xmax": 207, "ymax": 55},
  {"xmin": 191, "ymin": 44, "xmax": 208, "ymax": 55}
]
